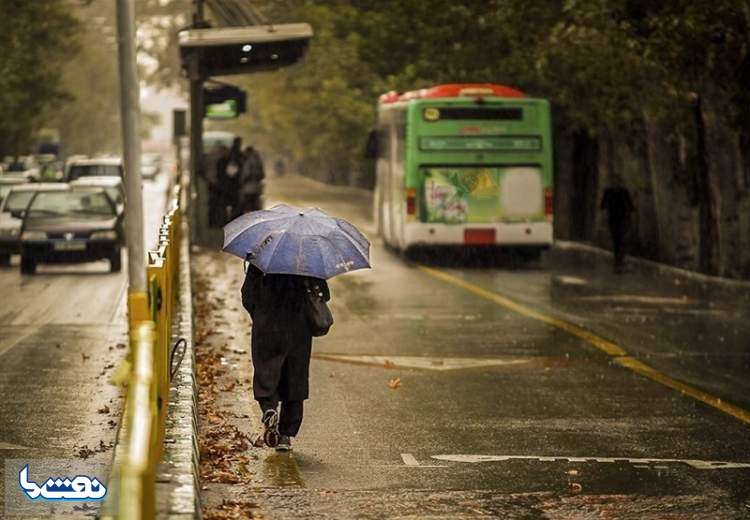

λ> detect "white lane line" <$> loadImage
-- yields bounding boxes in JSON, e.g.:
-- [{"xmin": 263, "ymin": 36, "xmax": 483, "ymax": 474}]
[
  {"xmin": 401, "ymin": 453, "xmax": 420, "ymax": 466},
  {"xmin": 314, "ymin": 353, "xmax": 533, "ymax": 371},
  {"xmin": 555, "ymin": 275, "xmax": 588, "ymax": 285},
  {"xmin": 431, "ymin": 454, "xmax": 750, "ymax": 470}
]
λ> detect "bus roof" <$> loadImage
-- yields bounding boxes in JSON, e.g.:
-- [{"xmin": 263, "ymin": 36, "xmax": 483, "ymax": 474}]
[{"xmin": 378, "ymin": 83, "xmax": 525, "ymax": 104}]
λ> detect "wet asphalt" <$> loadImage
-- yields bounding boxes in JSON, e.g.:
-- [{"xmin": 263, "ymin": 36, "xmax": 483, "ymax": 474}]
[
  {"xmin": 0, "ymin": 174, "xmax": 167, "ymax": 517},
  {"xmin": 212, "ymin": 174, "xmax": 750, "ymax": 519}
]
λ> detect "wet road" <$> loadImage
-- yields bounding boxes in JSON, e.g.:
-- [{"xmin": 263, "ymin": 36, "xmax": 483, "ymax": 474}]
[
  {"xmin": 206, "ymin": 174, "xmax": 750, "ymax": 519},
  {"xmin": 0, "ymin": 174, "xmax": 168, "ymax": 513}
]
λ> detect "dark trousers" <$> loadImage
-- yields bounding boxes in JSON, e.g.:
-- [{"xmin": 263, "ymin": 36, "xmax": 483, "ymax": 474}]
[
  {"xmin": 258, "ymin": 397, "xmax": 304, "ymax": 437},
  {"xmin": 609, "ymin": 219, "xmax": 628, "ymax": 267}
]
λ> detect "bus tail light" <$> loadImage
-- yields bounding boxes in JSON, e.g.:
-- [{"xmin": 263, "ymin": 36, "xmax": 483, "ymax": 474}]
[
  {"xmin": 544, "ymin": 188, "xmax": 553, "ymax": 216},
  {"xmin": 406, "ymin": 188, "xmax": 417, "ymax": 216}
]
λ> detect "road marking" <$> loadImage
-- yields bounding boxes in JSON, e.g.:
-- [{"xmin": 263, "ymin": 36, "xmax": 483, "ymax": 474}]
[
  {"xmin": 431, "ymin": 454, "xmax": 750, "ymax": 470},
  {"xmin": 575, "ymin": 295, "xmax": 691, "ymax": 305},
  {"xmin": 554, "ymin": 275, "xmax": 588, "ymax": 285},
  {"xmin": 313, "ymin": 353, "xmax": 532, "ymax": 371},
  {"xmin": 401, "ymin": 453, "xmax": 420, "ymax": 466},
  {"xmin": 417, "ymin": 265, "xmax": 750, "ymax": 425}
]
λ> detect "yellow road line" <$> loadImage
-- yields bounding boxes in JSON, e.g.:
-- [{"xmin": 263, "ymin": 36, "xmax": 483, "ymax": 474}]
[{"xmin": 417, "ymin": 265, "xmax": 750, "ymax": 426}]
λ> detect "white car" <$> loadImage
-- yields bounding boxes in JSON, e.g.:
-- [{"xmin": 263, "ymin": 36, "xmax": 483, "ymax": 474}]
[
  {"xmin": 70, "ymin": 176, "xmax": 125, "ymax": 216},
  {"xmin": 3, "ymin": 156, "xmax": 40, "ymax": 182},
  {"xmin": 65, "ymin": 157, "xmax": 124, "ymax": 181},
  {"xmin": 0, "ymin": 183, "xmax": 68, "ymax": 265}
]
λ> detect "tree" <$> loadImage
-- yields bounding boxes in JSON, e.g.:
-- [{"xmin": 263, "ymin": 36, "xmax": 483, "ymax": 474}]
[{"xmin": 0, "ymin": 0, "xmax": 80, "ymax": 156}]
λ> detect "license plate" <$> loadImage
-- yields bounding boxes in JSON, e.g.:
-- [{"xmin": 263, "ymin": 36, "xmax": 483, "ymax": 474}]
[
  {"xmin": 54, "ymin": 241, "xmax": 86, "ymax": 251},
  {"xmin": 464, "ymin": 229, "xmax": 496, "ymax": 245}
]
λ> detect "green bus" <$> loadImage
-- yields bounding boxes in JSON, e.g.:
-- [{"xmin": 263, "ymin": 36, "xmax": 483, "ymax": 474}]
[{"xmin": 372, "ymin": 83, "xmax": 553, "ymax": 254}]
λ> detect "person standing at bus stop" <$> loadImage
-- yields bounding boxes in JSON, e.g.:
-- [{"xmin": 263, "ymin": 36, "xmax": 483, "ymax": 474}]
[{"xmin": 600, "ymin": 178, "xmax": 635, "ymax": 273}]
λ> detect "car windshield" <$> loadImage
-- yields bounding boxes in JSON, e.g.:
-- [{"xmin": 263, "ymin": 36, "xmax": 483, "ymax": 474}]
[
  {"xmin": 27, "ymin": 191, "xmax": 114, "ymax": 218},
  {"xmin": 3, "ymin": 191, "xmax": 35, "ymax": 212},
  {"xmin": 7, "ymin": 161, "xmax": 27, "ymax": 172},
  {"xmin": 68, "ymin": 164, "xmax": 121, "ymax": 180}
]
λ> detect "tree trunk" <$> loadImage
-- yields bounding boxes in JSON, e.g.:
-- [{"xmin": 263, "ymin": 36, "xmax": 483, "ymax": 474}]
[
  {"xmin": 700, "ymin": 96, "xmax": 745, "ymax": 277},
  {"xmin": 692, "ymin": 96, "xmax": 720, "ymax": 275},
  {"xmin": 570, "ymin": 129, "xmax": 598, "ymax": 241},
  {"xmin": 644, "ymin": 117, "xmax": 700, "ymax": 269}
]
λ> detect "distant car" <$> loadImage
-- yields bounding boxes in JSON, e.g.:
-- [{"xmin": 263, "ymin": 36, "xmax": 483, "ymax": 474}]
[
  {"xmin": 65, "ymin": 157, "xmax": 124, "ymax": 181},
  {"xmin": 4, "ymin": 156, "xmax": 40, "ymax": 182},
  {"xmin": 69, "ymin": 176, "xmax": 125, "ymax": 216},
  {"xmin": 19, "ymin": 187, "xmax": 124, "ymax": 274},
  {"xmin": 141, "ymin": 153, "xmax": 162, "ymax": 179},
  {"xmin": 0, "ymin": 183, "xmax": 69, "ymax": 266}
]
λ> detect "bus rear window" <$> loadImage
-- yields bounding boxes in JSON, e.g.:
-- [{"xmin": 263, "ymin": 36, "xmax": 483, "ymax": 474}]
[{"xmin": 424, "ymin": 107, "xmax": 523, "ymax": 121}]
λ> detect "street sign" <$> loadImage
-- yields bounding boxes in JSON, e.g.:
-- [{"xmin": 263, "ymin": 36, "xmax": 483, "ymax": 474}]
[
  {"xmin": 179, "ymin": 23, "xmax": 313, "ymax": 77},
  {"xmin": 203, "ymin": 84, "xmax": 247, "ymax": 118},
  {"xmin": 205, "ymin": 100, "xmax": 238, "ymax": 119}
]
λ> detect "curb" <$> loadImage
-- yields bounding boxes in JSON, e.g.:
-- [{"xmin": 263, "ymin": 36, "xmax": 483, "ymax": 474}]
[
  {"xmin": 552, "ymin": 240, "xmax": 750, "ymax": 297},
  {"xmin": 155, "ymin": 220, "xmax": 201, "ymax": 519}
]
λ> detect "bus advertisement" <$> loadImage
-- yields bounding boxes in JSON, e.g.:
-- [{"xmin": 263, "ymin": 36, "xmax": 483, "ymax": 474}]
[{"xmin": 372, "ymin": 83, "xmax": 553, "ymax": 255}]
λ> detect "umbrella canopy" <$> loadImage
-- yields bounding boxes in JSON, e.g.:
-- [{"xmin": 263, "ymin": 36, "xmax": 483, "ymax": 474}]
[{"xmin": 222, "ymin": 204, "xmax": 371, "ymax": 279}]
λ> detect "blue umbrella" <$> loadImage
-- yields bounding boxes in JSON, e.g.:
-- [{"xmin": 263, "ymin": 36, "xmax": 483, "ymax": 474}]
[{"xmin": 222, "ymin": 204, "xmax": 371, "ymax": 279}]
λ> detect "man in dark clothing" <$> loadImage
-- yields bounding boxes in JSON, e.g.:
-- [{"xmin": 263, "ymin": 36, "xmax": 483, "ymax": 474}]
[
  {"xmin": 239, "ymin": 145, "xmax": 265, "ymax": 212},
  {"xmin": 600, "ymin": 181, "xmax": 635, "ymax": 272},
  {"xmin": 241, "ymin": 264, "xmax": 330, "ymax": 451},
  {"xmin": 216, "ymin": 141, "xmax": 243, "ymax": 224}
]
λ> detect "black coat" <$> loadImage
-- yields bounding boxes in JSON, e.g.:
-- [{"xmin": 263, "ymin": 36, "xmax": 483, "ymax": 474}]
[{"xmin": 241, "ymin": 266, "xmax": 329, "ymax": 401}]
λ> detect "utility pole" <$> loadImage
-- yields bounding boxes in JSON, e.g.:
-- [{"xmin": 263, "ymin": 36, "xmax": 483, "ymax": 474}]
[
  {"xmin": 116, "ymin": 0, "xmax": 148, "ymax": 325},
  {"xmin": 189, "ymin": 0, "xmax": 206, "ymax": 245}
]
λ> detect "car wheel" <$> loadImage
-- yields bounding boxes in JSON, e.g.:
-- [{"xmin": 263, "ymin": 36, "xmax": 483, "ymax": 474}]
[
  {"xmin": 20, "ymin": 254, "xmax": 36, "ymax": 274},
  {"xmin": 110, "ymin": 249, "xmax": 122, "ymax": 272},
  {"xmin": 0, "ymin": 253, "xmax": 10, "ymax": 267}
]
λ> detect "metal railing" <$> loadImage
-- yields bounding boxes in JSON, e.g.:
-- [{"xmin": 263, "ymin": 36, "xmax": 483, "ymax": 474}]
[{"xmin": 117, "ymin": 184, "xmax": 183, "ymax": 519}]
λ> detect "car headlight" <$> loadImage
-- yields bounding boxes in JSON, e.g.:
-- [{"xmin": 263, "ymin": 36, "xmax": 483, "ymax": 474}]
[
  {"xmin": 22, "ymin": 231, "xmax": 47, "ymax": 240},
  {"xmin": 90, "ymin": 230, "xmax": 117, "ymax": 240}
]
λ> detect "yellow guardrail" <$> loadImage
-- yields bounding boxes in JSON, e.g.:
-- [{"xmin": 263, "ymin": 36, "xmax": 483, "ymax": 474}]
[{"xmin": 117, "ymin": 184, "xmax": 183, "ymax": 519}]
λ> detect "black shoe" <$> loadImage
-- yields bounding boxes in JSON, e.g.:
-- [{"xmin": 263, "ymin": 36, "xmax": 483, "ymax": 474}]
[
  {"xmin": 276, "ymin": 435, "xmax": 292, "ymax": 452},
  {"xmin": 262, "ymin": 409, "xmax": 279, "ymax": 448}
]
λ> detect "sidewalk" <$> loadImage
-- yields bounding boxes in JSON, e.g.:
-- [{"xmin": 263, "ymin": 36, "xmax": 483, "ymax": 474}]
[{"xmin": 190, "ymin": 249, "xmax": 274, "ymax": 520}]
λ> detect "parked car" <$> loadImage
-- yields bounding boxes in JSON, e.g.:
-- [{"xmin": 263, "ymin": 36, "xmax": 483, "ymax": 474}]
[
  {"xmin": 3, "ymin": 156, "xmax": 40, "ymax": 182},
  {"xmin": 18, "ymin": 187, "xmax": 124, "ymax": 274},
  {"xmin": 69, "ymin": 176, "xmax": 125, "ymax": 216},
  {"xmin": 0, "ymin": 183, "xmax": 68, "ymax": 266},
  {"xmin": 141, "ymin": 152, "xmax": 162, "ymax": 179},
  {"xmin": 65, "ymin": 157, "xmax": 123, "ymax": 181}
]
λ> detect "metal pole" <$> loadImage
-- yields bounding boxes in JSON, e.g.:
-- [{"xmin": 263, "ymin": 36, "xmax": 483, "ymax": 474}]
[
  {"xmin": 116, "ymin": 0, "xmax": 148, "ymax": 324},
  {"xmin": 189, "ymin": 0, "xmax": 206, "ymax": 245}
]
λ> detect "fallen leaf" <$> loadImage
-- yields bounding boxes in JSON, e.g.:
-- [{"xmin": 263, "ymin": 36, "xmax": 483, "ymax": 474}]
[
  {"xmin": 97, "ymin": 405, "xmax": 110, "ymax": 414},
  {"xmin": 387, "ymin": 377, "xmax": 401, "ymax": 390}
]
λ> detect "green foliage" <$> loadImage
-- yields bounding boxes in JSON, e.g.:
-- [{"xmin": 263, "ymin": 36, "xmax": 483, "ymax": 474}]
[
  {"xmin": 0, "ymin": 0, "xmax": 80, "ymax": 155},
  {"xmin": 46, "ymin": 1, "xmax": 122, "ymax": 155},
  {"xmin": 199, "ymin": 0, "xmax": 749, "ymax": 180}
]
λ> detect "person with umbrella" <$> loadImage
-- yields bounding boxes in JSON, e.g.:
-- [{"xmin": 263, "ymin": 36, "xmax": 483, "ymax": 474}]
[{"xmin": 223, "ymin": 205, "xmax": 370, "ymax": 451}]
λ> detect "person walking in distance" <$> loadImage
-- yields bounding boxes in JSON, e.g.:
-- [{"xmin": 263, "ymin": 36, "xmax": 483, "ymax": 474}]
[
  {"xmin": 600, "ymin": 177, "xmax": 635, "ymax": 273},
  {"xmin": 241, "ymin": 263, "xmax": 330, "ymax": 451},
  {"xmin": 239, "ymin": 145, "xmax": 265, "ymax": 212}
]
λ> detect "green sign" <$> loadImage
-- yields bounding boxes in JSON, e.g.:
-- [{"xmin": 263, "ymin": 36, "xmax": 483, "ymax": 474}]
[
  {"xmin": 419, "ymin": 136, "xmax": 541, "ymax": 152},
  {"xmin": 205, "ymin": 100, "xmax": 238, "ymax": 120}
]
